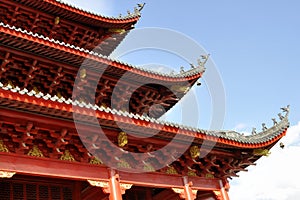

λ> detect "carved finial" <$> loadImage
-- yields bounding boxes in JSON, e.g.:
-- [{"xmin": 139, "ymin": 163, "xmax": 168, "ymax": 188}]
[
  {"xmin": 137, "ymin": 3, "xmax": 146, "ymax": 11},
  {"xmin": 127, "ymin": 10, "xmax": 131, "ymax": 16},
  {"xmin": 280, "ymin": 142, "xmax": 285, "ymax": 149},
  {"xmin": 272, "ymin": 118, "xmax": 278, "ymax": 125},
  {"xmin": 251, "ymin": 127, "xmax": 256, "ymax": 135},
  {"xmin": 190, "ymin": 63, "xmax": 196, "ymax": 69},
  {"xmin": 197, "ymin": 54, "xmax": 210, "ymax": 67},
  {"xmin": 262, "ymin": 123, "xmax": 267, "ymax": 131},
  {"xmin": 281, "ymin": 105, "xmax": 290, "ymax": 116},
  {"xmin": 180, "ymin": 66, "xmax": 185, "ymax": 73},
  {"xmin": 278, "ymin": 113, "xmax": 284, "ymax": 120}
]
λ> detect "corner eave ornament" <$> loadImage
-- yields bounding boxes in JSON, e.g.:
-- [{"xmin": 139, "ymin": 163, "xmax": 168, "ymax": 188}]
[{"xmin": 197, "ymin": 54, "xmax": 210, "ymax": 72}]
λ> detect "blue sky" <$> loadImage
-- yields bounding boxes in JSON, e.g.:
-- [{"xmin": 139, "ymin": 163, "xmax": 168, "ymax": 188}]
[{"xmin": 63, "ymin": 0, "xmax": 300, "ymax": 199}]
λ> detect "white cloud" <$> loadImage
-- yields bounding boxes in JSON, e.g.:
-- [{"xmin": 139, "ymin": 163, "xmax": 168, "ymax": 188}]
[
  {"xmin": 229, "ymin": 122, "xmax": 300, "ymax": 200},
  {"xmin": 234, "ymin": 123, "xmax": 248, "ymax": 131}
]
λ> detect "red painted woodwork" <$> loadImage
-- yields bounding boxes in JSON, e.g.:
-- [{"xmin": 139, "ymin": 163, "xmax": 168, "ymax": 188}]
[
  {"xmin": 108, "ymin": 169, "xmax": 122, "ymax": 200},
  {"xmin": 0, "ymin": 31, "xmax": 201, "ymax": 117},
  {"xmin": 0, "ymin": 0, "xmax": 136, "ymax": 55},
  {"xmin": 0, "ymin": 175, "xmax": 74, "ymax": 200},
  {"xmin": 0, "ymin": 0, "xmax": 290, "ymax": 199},
  {"xmin": 0, "ymin": 89, "xmax": 288, "ymax": 149}
]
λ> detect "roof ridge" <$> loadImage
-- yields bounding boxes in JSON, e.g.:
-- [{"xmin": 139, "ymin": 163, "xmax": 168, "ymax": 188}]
[{"xmin": 48, "ymin": 0, "xmax": 142, "ymax": 21}]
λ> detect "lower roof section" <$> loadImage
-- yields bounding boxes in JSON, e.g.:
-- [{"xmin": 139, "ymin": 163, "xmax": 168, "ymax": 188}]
[{"xmin": 0, "ymin": 81, "xmax": 290, "ymax": 149}]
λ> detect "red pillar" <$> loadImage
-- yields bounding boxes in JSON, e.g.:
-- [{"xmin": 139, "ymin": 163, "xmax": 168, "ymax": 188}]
[
  {"xmin": 219, "ymin": 180, "xmax": 230, "ymax": 200},
  {"xmin": 183, "ymin": 176, "xmax": 196, "ymax": 200},
  {"xmin": 108, "ymin": 169, "xmax": 123, "ymax": 200}
]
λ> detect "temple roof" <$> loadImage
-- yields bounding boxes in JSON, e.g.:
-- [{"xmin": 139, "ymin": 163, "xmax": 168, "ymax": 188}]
[
  {"xmin": 0, "ymin": 22, "xmax": 205, "ymax": 80},
  {"xmin": 9, "ymin": 0, "xmax": 142, "ymax": 27},
  {"xmin": 0, "ymin": 22, "xmax": 206, "ymax": 118},
  {"xmin": 0, "ymin": 81, "xmax": 290, "ymax": 148}
]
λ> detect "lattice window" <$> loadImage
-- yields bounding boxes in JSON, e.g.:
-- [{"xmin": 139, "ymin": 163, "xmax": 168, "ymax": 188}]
[
  {"xmin": 0, "ymin": 179, "xmax": 73, "ymax": 200},
  {"xmin": 0, "ymin": 181, "xmax": 11, "ymax": 200}
]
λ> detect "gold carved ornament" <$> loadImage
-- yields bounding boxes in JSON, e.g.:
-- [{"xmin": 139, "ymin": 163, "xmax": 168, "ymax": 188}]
[
  {"xmin": 54, "ymin": 17, "xmax": 60, "ymax": 25},
  {"xmin": 0, "ymin": 171, "xmax": 16, "ymax": 178},
  {"xmin": 108, "ymin": 28, "xmax": 126, "ymax": 34},
  {"xmin": 79, "ymin": 69, "xmax": 87, "ymax": 79},
  {"xmin": 120, "ymin": 183, "xmax": 133, "ymax": 194},
  {"xmin": 143, "ymin": 163, "xmax": 155, "ymax": 172},
  {"xmin": 170, "ymin": 85, "xmax": 190, "ymax": 93},
  {"xmin": 172, "ymin": 188, "xmax": 198, "ymax": 199},
  {"xmin": 166, "ymin": 166, "xmax": 178, "ymax": 175},
  {"xmin": 0, "ymin": 140, "xmax": 9, "ymax": 152},
  {"xmin": 27, "ymin": 145, "xmax": 44, "ymax": 157},
  {"xmin": 187, "ymin": 170, "xmax": 197, "ymax": 177},
  {"xmin": 117, "ymin": 159, "xmax": 131, "ymax": 169},
  {"xmin": 90, "ymin": 157, "xmax": 103, "ymax": 165},
  {"xmin": 190, "ymin": 145, "xmax": 200, "ymax": 159},
  {"xmin": 88, "ymin": 180, "xmax": 109, "ymax": 188},
  {"xmin": 253, "ymin": 149, "xmax": 271, "ymax": 156},
  {"xmin": 205, "ymin": 173, "xmax": 214, "ymax": 179},
  {"xmin": 60, "ymin": 150, "xmax": 75, "ymax": 161},
  {"xmin": 5, "ymin": 80, "xmax": 15, "ymax": 89},
  {"xmin": 118, "ymin": 132, "xmax": 128, "ymax": 147},
  {"xmin": 33, "ymin": 86, "xmax": 40, "ymax": 94},
  {"xmin": 87, "ymin": 180, "xmax": 133, "ymax": 194},
  {"xmin": 172, "ymin": 188, "xmax": 185, "ymax": 197}
]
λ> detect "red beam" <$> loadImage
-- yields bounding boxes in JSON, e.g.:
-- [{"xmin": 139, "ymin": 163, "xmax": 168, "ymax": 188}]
[
  {"xmin": 0, "ymin": 152, "xmax": 109, "ymax": 180},
  {"xmin": 0, "ymin": 153, "xmax": 221, "ymax": 191},
  {"xmin": 119, "ymin": 172, "xmax": 220, "ymax": 191}
]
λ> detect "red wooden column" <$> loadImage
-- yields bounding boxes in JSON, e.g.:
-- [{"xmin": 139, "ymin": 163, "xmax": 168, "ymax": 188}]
[
  {"xmin": 183, "ymin": 176, "xmax": 196, "ymax": 200},
  {"xmin": 172, "ymin": 176, "xmax": 197, "ymax": 200},
  {"xmin": 219, "ymin": 180, "xmax": 230, "ymax": 200},
  {"xmin": 108, "ymin": 169, "xmax": 123, "ymax": 200}
]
